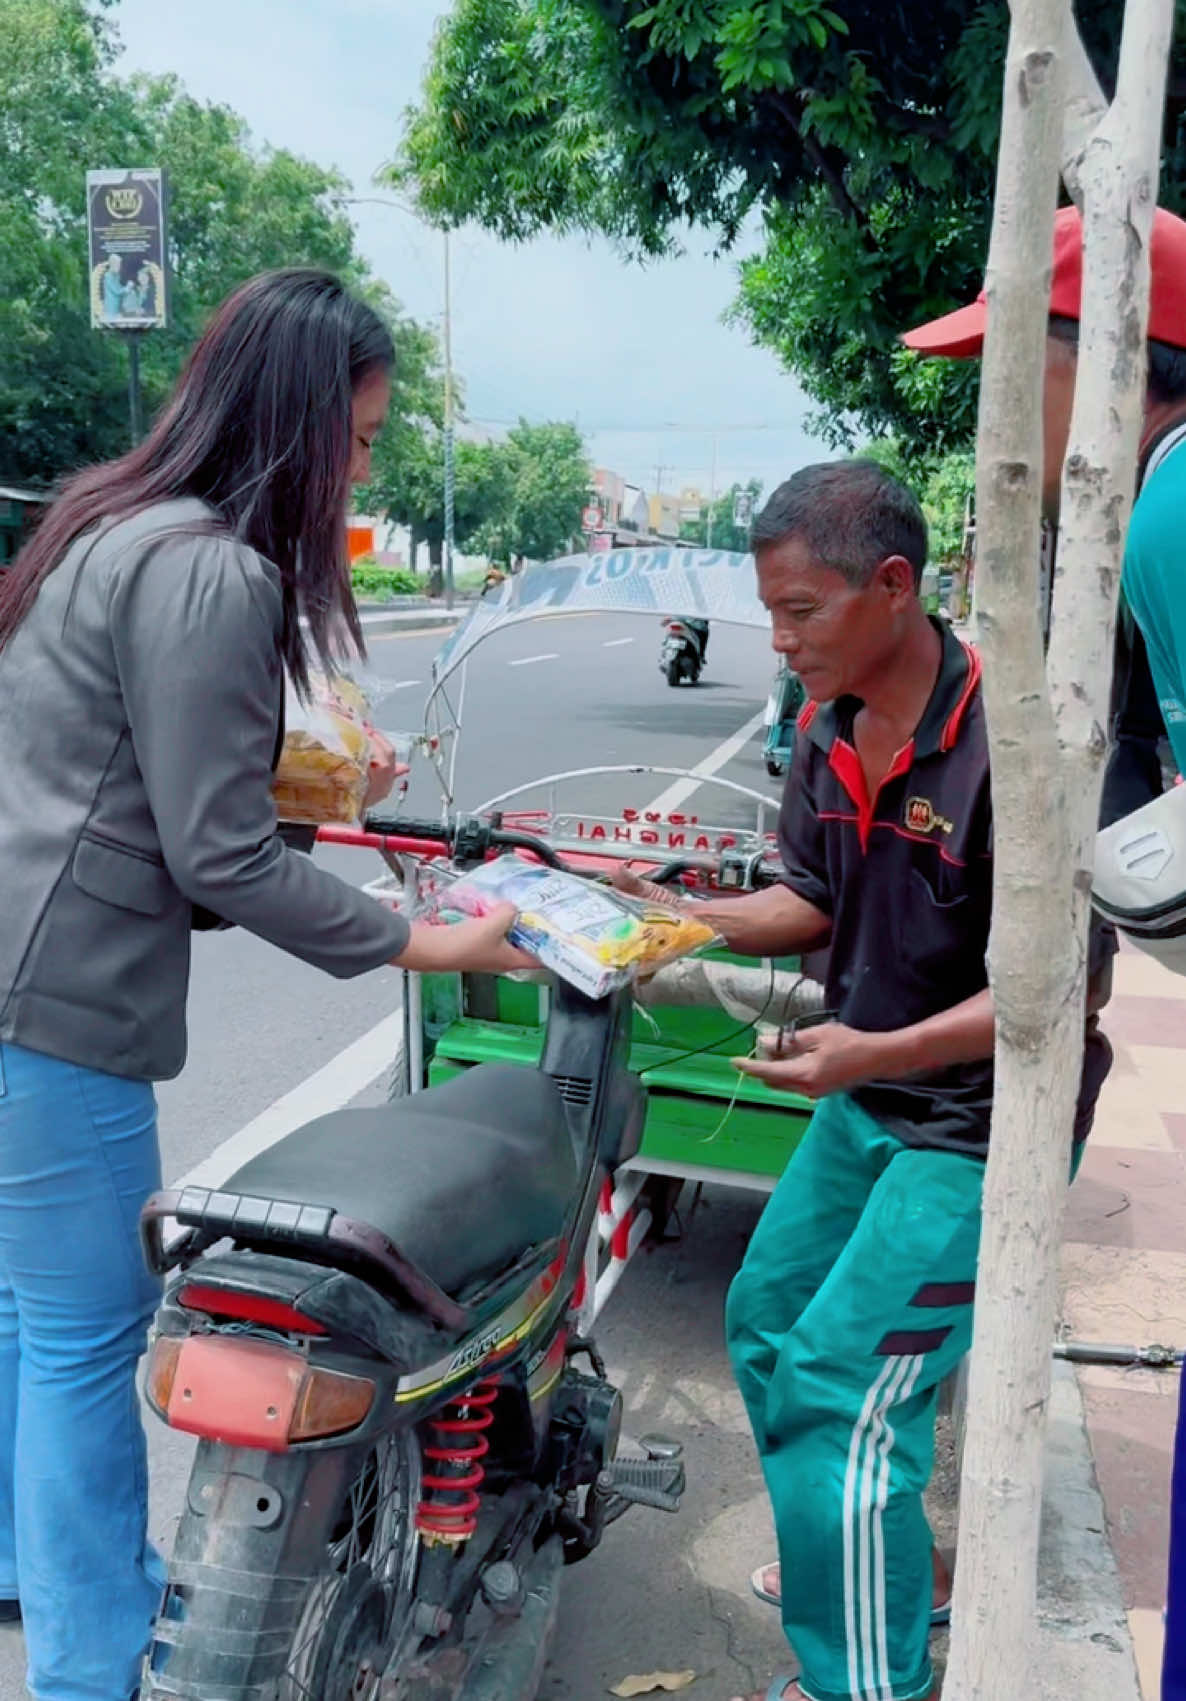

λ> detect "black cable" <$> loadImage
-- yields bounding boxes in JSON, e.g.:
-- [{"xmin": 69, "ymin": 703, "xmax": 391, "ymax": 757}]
[{"xmin": 637, "ymin": 959, "xmax": 779, "ymax": 1078}]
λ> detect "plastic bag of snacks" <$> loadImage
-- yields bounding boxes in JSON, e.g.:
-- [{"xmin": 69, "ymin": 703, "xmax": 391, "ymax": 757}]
[
  {"xmin": 272, "ymin": 673, "xmax": 375, "ymax": 826},
  {"xmin": 437, "ymin": 856, "xmax": 719, "ymax": 997}
]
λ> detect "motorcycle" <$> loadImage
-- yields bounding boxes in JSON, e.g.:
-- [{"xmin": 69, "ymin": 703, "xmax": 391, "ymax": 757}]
[
  {"xmin": 761, "ymin": 660, "xmax": 807, "ymax": 779},
  {"xmin": 137, "ymin": 816, "xmax": 685, "ymax": 1701},
  {"xmin": 659, "ymin": 616, "xmax": 708, "ymax": 686}
]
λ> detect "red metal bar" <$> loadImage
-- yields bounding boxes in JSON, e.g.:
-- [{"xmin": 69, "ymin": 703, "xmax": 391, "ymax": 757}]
[{"xmin": 315, "ymin": 825, "xmax": 450, "ymax": 857}]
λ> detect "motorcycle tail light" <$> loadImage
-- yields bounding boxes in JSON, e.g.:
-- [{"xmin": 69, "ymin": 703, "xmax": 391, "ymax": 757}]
[
  {"xmin": 146, "ymin": 1335, "xmax": 182, "ymax": 1413},
  {"xmin": 289, "ymin": 1367, "xmax": 376, "ymax": 1441},
  {"xmin": 178, "ymin": 1282, "xmax": 328, "ymax": 1336},
  {"xmin": 151, "ymin": 1334, "xmax": 375, "ymax": 1450}
]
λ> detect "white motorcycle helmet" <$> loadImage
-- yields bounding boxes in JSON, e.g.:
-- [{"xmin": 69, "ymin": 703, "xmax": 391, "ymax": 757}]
[{"xmin": 1094, "ymin": 783, "xmax": 1186, "ymax": 972}]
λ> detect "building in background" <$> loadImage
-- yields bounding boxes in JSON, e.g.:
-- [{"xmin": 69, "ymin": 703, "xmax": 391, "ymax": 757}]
[
  {"xmin": 679, "ymin": 486, "xmax": 706, "ymax": 529},
  {"xmin": 648, "ymin": 491, "xmax": 681, "ymax": 540}
]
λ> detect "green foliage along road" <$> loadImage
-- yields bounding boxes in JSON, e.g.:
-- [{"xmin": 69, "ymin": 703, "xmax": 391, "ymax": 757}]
[{"xmin": 398, "ymin": 0, "xmax": 1186, "ymax": 462}]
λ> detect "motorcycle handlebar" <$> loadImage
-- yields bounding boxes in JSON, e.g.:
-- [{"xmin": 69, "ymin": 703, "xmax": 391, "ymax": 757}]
[
  {"xmin": 360, "ymin": 812, "xmax": 565, "ymax": 870},
  {"xmin": 354, "ymin": 814, "xmax": 779, "ymax": 890}
]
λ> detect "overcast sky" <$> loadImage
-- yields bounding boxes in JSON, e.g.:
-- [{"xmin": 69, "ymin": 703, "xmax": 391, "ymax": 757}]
[{"xmin": 111, "ymin": 0, "xmax": 826, "ymax": 499}]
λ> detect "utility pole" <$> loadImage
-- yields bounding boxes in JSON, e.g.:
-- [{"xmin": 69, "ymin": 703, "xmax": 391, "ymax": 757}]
[
  {"xmin": 705, "ymin": 435, "xmax": 719, "ymax": 548},
  {"xmin": 124, "ymin": 330, "xmax": 144, "ymax": 445},
  {"xmin": 442, "ymin": 228, "xmax": 456, "ymax": 612}
]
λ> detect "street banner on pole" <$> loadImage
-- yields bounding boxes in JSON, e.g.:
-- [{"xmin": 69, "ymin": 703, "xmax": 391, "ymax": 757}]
[{"xmin": 86, "ymin": 169, "xmax": 168, "ymax": 330}]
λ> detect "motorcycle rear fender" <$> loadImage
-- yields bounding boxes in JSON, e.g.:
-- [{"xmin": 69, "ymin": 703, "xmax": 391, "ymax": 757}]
[
  {"xmin": 159, "ymin": 1251, "xmax": 442, "ymax": 1369},
  {"xmin": 163, "ymin": 1238, "xmax": 575, "ymax": 1395}
]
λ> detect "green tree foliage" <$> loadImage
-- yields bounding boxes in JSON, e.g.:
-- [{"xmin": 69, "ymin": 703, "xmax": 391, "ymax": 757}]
[
  {"xmin": 0, "ymin": 0, "xmax": 407, "ymax": 486},
  {"xmin": 860, "ymin": 439, "xmax": 974, "ymax": 564},
  {"xmin": 475, "ymin": 420, "xmax": 592, "ymax": 564},
  {"xmin": 362, "ymin": 414, "xmax": 506, "ymax": 579},
  {"xmin": 399, "ymin": 0, "xmax": 1185, "ymax": 456}
]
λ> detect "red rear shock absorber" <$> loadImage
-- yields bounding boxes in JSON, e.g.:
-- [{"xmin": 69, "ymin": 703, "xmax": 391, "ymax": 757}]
[{"xmin": 416, "ymin": 1379, "xmax": 500, "ymax": 1544}]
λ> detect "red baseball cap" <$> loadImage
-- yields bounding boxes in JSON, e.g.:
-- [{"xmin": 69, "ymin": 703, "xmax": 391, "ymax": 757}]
[{"xmin": 902, "ymin": 204, "xmax": 1186, "ymax": 357}]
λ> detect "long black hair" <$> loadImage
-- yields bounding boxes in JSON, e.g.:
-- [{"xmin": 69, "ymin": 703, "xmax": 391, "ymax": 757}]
[{"xmin": 0, "ymin": 268, "xmax": 394, "ymax": 691}]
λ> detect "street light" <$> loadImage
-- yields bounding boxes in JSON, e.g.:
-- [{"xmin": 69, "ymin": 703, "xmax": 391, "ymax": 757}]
[{"xmin": 345, "ymin": 196, "xmax": 456, "ymax": 610}]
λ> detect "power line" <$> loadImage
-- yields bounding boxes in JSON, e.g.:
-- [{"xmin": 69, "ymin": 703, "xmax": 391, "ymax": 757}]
[{"xmin": 467, "ymin": 415, "xmax": 803, "ymax": 434}]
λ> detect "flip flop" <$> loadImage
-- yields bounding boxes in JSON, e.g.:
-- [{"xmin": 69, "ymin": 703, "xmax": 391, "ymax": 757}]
[
  {"xmin": 750, "ymin": 1563, "xmax": 780, "ymax": 1608},
  {"xmin": 766, "ymin": 1675, "xmax": 801, "ymax": 1701},
  {"xmin": 751, "ymin": 1557, "xmax": 954, "ymax": 1626}
]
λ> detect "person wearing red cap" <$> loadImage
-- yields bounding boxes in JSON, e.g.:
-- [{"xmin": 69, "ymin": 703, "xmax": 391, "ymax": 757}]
[{"xmin": 902, "ymin": 201, "xmax": 1186, "ymax": 1701}]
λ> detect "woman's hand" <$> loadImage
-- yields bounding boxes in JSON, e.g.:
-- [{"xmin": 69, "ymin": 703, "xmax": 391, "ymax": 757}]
[
  {"xmin": 394, "ymin": 904, "xmax": 538, "ymax": 976},
  {"xmin": 733, "ymin": 1022, "xmax": 885, "ymax": 1100},
  {"xmin": 363, "ymin": 729, "xmax": 401, "ymax": 811}
]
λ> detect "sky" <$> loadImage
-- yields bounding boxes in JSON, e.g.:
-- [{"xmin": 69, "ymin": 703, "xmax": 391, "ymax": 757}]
[{"xmin": 109, "ymin": 0, "xmax": 825, "ymax": 500}]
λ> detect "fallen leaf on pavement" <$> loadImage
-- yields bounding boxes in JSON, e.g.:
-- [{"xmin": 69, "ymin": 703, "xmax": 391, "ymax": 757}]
[{"xmin": 609, "ymin": 1674, "xmax": 696, "ymax": 1697}]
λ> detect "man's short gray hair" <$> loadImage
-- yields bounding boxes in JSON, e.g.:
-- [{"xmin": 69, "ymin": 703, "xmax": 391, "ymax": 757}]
[{"xmin": 750, "ymin": 459, "xmax": 928, "ymax": 590}]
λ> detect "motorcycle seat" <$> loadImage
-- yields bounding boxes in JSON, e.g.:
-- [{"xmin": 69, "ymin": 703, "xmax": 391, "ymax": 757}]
[{"xmin": 221, "ymin": 1064, "xmax": 578, "ymax": 1300}]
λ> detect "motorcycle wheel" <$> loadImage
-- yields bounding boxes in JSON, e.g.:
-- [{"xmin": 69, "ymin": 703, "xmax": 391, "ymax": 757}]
[
  {"xmin": 142, "ymin": 1430, "xmax": 421, "ymax": 1701},
  {"xmin": 665, "ymin": 658, "xmax": 683, "ymax": 687},
  {"xmin": 765, "ymin": 757, "xmax": 784, "ymax": 778}
]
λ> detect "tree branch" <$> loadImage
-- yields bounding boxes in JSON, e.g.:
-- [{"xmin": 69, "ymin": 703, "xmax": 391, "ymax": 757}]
[
  {"xmin": 766, "ymin": 89, "xmax": 874, "ymax": 242},
  {"xmin": 1056, "ymin": 0, "xmax": 1109, "ymax": 201}
]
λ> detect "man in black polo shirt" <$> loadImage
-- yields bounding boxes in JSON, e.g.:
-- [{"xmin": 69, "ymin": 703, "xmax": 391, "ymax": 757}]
[{"xmin": 621, "ymin": 460, "xmax": 1111, "ymax": 1701}]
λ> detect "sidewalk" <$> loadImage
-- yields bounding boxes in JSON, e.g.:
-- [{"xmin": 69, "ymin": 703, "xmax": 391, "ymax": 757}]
[
  {"xmin": 1061, "ymin": 936, "xmax": 1186, "ymax": 1698},
  {"xmin": 356, "ymin": 604, "xmax": 465, "ymax": 636}
]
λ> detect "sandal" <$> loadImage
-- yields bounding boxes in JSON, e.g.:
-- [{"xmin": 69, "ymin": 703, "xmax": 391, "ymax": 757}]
[{"xmin": 751, "ymin": 1553, "xmax": 954, "ymax": 1626}]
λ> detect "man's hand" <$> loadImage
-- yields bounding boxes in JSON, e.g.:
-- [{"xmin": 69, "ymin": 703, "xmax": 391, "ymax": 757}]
[
  {"xmin": 734, "ymin": 1022, "xmax": 885, "ymax": 1099},
  {"xmin": 612, "ymin": 865, "xmax": 688, "ymax": 909}
]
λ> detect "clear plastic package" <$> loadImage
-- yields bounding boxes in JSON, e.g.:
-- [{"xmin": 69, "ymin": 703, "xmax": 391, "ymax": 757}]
[
  {"xmin": 438, "ymin": 856, "xmax": 719, "ymax": 997},
  {"xmin": 272, "ymin": 673, "xmax": 375, "ymax": 826}
]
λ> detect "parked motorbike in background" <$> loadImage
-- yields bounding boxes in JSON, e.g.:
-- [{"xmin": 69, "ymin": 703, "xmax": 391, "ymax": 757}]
[
  {"xmin": 137, "ymin": 817, "xmax": 685, "ymax": 1701},
  {"xmin": 660, "ymin": 616, "xmax": 709, "ymax": 686}
]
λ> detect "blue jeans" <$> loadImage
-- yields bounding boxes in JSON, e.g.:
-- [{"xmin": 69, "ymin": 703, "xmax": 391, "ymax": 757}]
[{"xmin": 0, "ymin": 1041, "xmax": 164, "ymax": 1701}]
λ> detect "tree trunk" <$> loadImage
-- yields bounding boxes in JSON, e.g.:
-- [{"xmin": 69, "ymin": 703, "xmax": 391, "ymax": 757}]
[
  {"xmin": 942, "ymin": 2, "xmax": 1173, "ymax": 1697},
  {"xmin": 940, "ymin": 19, "xmax": 1070, "ymax": 1694},
  {"xmin": 427, "ymin": 537, "xmax": 444, "ymax": 598}
]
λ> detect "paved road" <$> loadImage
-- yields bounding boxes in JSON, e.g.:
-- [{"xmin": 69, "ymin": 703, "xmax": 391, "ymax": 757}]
[{"xmin": 0, "ymin": 612, "xmax": 801, "ymax": 1701}]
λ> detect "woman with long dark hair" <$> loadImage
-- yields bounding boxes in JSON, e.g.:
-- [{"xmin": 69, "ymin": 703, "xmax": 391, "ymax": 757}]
[{"xmin": 0, "ymin": 269, "xmax": 526, "ymax": 1701}]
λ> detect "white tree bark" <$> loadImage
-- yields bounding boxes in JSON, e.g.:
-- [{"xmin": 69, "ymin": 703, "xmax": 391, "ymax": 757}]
[
  {"xmin": 943, "ymin": 3, "xmax": 1173, "ymax": 1698},
  {"xmin": 940, "ymin": 17, "xmax": 1070, "ymax": 1693},
  {"xmin": 1059, "ymin": 3, "xmax": 1108, "ymax": 202}
]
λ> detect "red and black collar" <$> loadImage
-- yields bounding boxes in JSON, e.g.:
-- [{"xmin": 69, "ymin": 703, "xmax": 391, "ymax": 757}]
[{"xmin": 797, "ymin": 619, "xmax": 980, "ymax": 760}]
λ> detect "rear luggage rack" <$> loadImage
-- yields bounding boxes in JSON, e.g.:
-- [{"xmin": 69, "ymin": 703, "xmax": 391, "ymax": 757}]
[{"xmin": 140, "ymin": 1187, "xmax": 470, "ymax": 1331}]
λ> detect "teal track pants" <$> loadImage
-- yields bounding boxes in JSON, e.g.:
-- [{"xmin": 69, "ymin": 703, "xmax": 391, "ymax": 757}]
[{"xmin": 725, "ymin": 1093, "xmax": 987, "ymax": 1701}]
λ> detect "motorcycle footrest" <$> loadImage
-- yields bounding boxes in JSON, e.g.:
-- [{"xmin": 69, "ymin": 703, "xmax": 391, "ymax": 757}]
[{"xmin": 603, "ymin": 1456, "xmax": 686, "ymax": 1513}]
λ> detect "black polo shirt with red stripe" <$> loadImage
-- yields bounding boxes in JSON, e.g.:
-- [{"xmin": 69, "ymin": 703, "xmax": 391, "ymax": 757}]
[{"xmin": 778, "ymin": 619, "xmax": 1112, "ymax": 1156}]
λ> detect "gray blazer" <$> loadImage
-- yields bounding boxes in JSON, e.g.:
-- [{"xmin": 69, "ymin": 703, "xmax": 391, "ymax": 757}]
[{"xmin": 0, "ymin": 499, "xmax": 410, "ymax": 1082}]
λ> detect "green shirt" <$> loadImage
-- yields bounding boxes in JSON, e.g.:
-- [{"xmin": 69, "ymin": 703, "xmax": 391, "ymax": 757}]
[{"xmin": 1122, "ymin": 431, "xmax": 1186, "ymax": 779}]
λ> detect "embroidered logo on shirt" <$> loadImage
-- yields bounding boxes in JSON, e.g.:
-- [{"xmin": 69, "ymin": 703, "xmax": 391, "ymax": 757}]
[{"xmin": 905, "ymin": 796, "xmax": 954, "ymax": 836}]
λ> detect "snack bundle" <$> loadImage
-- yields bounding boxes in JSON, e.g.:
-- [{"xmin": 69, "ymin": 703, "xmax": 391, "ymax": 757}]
[
  {"xmin": 272, "ymin": 674, "xmax": 374, "ymax": 827},
  {"xmin": 438, "ymin": 855, "xmax": 718, "ymax": 997}
]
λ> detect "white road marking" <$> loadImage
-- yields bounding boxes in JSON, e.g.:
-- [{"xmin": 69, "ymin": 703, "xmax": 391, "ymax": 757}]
[
  {"xmin": 170, "ymin": 1009, "xmax": 405, "ymax": 1191},
  {"xmin": 387, "ymin": 679, "xmax": 422, "ymax": 690},
  {"xmin": 509, "ymin": 652, "xmax": 559, "ymax": 667},
  {"xmin": 602, "ymin": 637, "xmax": 635, "ymax": 649},
  {"xmin": 643, "ymin": 709, "xmax": 766, "ymax": 815}
]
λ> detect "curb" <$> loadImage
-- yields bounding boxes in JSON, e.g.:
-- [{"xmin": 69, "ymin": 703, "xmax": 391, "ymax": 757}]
[
  {"xmin": 1034, "ymin": 1361, "xmax": 1142, "ymax": 1699},
  {"xmin": 358, "ymin": 610, "xmax": 466, "ymax": 637}
]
